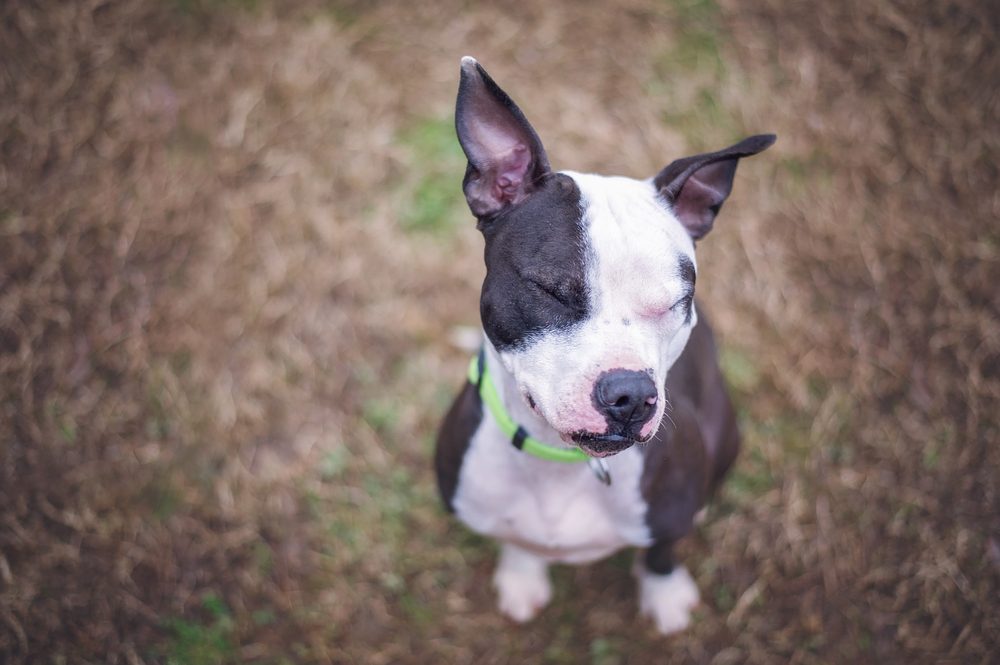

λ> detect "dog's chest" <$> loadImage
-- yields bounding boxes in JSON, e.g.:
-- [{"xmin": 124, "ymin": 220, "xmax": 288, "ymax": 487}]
[{"xmin": 452, "ymin": 416, "xmax": 653, "ymax": 563}]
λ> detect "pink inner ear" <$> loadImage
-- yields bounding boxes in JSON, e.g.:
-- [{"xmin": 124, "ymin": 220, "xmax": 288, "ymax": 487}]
[
  {"xmin": 456, "ymin": 61, "xmax": 553, "ymax": 216},
  {"xmin": 673, "ymin": 160, "xmax": 737, "ymax": 239},
  {"xmin": 674, "ymin": 176, "xmax": 719, "ymax": 232},
  {"xmin": 493, "ymin": 144, "xmax": 531, "ymax": 203},
  {"xmin": 462, "ymin": 108, "xmax": 535, "ymax": 208},
  {"xmin": 683, "ymin": 173, "xmax": 725, "ymax": 208}
]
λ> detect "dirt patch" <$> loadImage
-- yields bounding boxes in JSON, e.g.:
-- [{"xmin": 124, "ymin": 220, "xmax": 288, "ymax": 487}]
[{"xmin": 1, "ymin": 0, "xmax": 997, "ymax": 662}]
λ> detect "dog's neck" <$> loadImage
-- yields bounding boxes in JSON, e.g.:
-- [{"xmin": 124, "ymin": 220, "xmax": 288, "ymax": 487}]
[{"xmin": 482, "ymin": 334, "xmax": 578, "ymax": 452}]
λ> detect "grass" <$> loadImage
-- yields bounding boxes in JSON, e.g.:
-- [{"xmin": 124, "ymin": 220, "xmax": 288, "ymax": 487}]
[
  {"xmin": 397, "ymin": 117, "xmax": 468, "ymax": 233},
  {"xmin": 649, "ymin": 0, "xmax": 741, "ymax": 149},
  {"xmin": 588, "ymin": 637, "xmax": 624, "ymax": 665},
  {"xmin": 1, "ymin": 0, "xmax": 997, "ymax": 663},
  {"xmin": 45, "ymin": 400, "xmax": 77, "ymax": 444},
  {"xmin": 162, "ymin": 595, "xmax": 236, "ymax": 665},
  {"xmin": 719, "ymin": 346, "xmax": 762, "ymax": 393},
  {"xmin": 171, "ymin": 0, "xmax": 261, "ymax": 16}
]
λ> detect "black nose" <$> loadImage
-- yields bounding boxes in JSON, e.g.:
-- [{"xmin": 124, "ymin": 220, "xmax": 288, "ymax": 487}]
[{"xmin": 593, "ymin": 369, "xmax": 658, "ymax": 433}]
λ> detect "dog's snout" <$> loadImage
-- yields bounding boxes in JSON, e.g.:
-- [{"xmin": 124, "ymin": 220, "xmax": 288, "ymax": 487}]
[{"xmin": 593, "ymin": 370, "xmax": 657, "ymax": 433}]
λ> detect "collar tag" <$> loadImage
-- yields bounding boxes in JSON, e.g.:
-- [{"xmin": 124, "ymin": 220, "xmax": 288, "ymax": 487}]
[{"xmin": 588, "ymin": 458, "xmax": 612, "ymax": 486}]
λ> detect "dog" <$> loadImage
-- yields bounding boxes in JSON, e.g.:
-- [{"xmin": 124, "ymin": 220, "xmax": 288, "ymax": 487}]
[{"xmin": 434, "ymin": 56, "xmax": 774, "ymax": 634}]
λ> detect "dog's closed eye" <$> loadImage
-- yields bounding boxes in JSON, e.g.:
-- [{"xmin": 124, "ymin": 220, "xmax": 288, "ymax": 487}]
[
  {"xmin": 525, "ymin": 278, "xmax": 582, "ymax": 311},
  {"xmin": 671, "ymin": 293, "xmax": 693, "ymax": 312},
  {"xmin": 671, "ymin": 293, "xmax": 694, "ymax": 324}
]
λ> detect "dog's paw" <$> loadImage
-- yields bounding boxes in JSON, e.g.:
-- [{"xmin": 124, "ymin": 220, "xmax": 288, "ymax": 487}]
[
  {"xmin": 638, "ymin": 565, "xmax": 700, "ymax": 635},
  {"xmin": 493, "ymin": 566, "xmax": 552, "ymax": 622},
  {"xmin": 492, "ymin": 547, "xmax": 552, "ymax": 623}
]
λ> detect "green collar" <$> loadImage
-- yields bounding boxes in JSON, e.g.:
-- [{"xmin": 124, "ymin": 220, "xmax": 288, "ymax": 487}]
[{"xmin": 468, "ymin": 350, "xmax": 591, "ymax": 463}]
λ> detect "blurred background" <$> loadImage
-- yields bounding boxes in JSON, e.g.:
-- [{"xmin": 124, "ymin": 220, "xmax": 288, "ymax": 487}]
[{"xmin": 1, "ymin": 0, "xmax": 997, "ymax": 663}]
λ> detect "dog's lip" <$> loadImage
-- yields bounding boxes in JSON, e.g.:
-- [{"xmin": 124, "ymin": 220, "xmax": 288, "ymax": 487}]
[{"xmin": 571, "ymin": 432, "xmax": 640, "ymax": 457}]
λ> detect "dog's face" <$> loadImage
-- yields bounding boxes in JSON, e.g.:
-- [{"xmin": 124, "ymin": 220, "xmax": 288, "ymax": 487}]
[
  {"xmin": 477, "ymin": 171, "xmax": 698, "ymax": 457},
  {"xmin": 456, "ymin": 57, "xmax": 774, "ymax": 456}
]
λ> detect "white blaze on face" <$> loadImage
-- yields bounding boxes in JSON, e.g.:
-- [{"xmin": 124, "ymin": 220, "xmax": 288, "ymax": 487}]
[{"xmin": 498, "ymin": 171, "xmax": 698, "ymax": 441}]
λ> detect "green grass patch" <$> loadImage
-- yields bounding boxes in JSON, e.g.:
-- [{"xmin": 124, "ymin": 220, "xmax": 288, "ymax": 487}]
[
  {"xmin": 161, "ymin": 593, "xmax": 236, "ymax": 665},
  {"xmin": 589, "ymin": 637, "xmax": 624, "ymax": 665},
  {"xmin": 310, "ymin": 461, "xmax": 443, "ymax": 571},
  {"xmin": 399, "ymin": 591, "xmax": 437, "ymax": 629},
  {"xmin": 145, "ymin": 391, "xmax": 172, "ymax": 441},
  {"xmin": 143, "ymin": 474, "xmax": 184, "ymax": 521},
  {"xmin": 366, "ymin": 468, "xmax": 423, "ymax": 542},
  {"xmin": 325, "ymin": 515, "xmax": 362, "ymax": 551},
  {"xmin": 713, "ymin": 582, "xmax": 735, "ymax": 611},
  {"xmin": 401, "ymin": 116, "xmax": 465, "ymax": 169},
  {"xmin": 757, "ymin": 413, "xmax": 812, "ymax": 462},
  {"xmin": 456, "ymin": 527, "xmax": 494, "ymax": 561},
  {"xmin": 719, "ymin": 346, "xmax": 762, "ymax": 395},
  {"xmin": 666, "ymin": 0, "xmax": 719, "ymax": 23},
  {"xmin": 397, "ymin": 117, "xmax": 467, "ymax": 234},
  {"xmin": 361, "ymin": 396, "xmax": 399, "ymax": 434},
  {"xmin": 319, "ymin": 447, "xmax": 349, "ymax": 480},
  {"xmin": 777, "ymin": 149, "xmax": 835, "ymax": 196},
  {"xmin": 649, "ymin": 0, "xmax": 744, "ymax": 148},
  {"xmin": 725, "ymin": 447, "xmax": 776, "ymax": 500},
  {"xmin": 924, "ymin": 423, "xmax": 954, "ymax": 470},
  {"xmin": 543, "ymin": 624, "xmax": 579, "ymax": 664},
  {"xmin": 252, "ymin": 608, "xmax": 276, "ymax": 627},
  {"xmin": 170, "ymin": 0, "xmax": 261, "ymax": 17},
  {"xmin": 253, "ymin": 541, "xmax": 274, "ymax": 575},
  {"xmin": 661, "ymin": 0, "xmax": 722, "ymax": 69},
  {"xmin": 46, "ymin": 400, "xmax": 77, "ymax": 444},
  {"xmin": 664, "ymin": 27, "xmax": 723, "ymax": 75},
  {"xmin": 152, "ymin": 485, "xmax": 182, "ymax": 521},
  {"xmin": 656, "ymin": 84, "xmax": 740, "ymax": 151},
  {"xmin": 406, "ymin": 175, "xmax": 462, "ymax": 232}
]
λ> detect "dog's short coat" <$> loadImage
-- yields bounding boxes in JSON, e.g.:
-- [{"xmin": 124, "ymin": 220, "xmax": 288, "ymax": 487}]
[{"xmin": 435, "ymin": 57, "xmax": 774, "ymax": 634}]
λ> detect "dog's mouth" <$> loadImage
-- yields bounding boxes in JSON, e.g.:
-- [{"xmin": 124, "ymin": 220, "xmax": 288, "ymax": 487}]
[{"xmin": 570, "ymin": 432, "xmax": 640, "ymax": 458}]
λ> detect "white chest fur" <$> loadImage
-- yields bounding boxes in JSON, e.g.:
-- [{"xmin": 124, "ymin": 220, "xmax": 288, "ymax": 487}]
[{"xmin": 452, "ymin": 411, "xmax": 654, "ymax": 564}]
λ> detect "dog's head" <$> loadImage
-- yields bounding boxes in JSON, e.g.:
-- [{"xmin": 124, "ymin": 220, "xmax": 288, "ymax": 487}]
[{"xmin": 456, "ymin": 57, "xmax": 774, "ymax": 457}]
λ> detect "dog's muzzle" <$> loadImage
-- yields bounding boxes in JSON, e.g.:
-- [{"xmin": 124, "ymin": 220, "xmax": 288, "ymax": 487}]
[{"xmin": 591, "ymin": 369, "xmax": 657, "ymax": 439}]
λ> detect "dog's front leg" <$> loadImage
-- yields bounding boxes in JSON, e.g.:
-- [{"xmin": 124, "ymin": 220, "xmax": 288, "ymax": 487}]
[
  {"xmin": 635, "ymin": 540, "xmax": 701, "ymax": 635},
  {"xmin": 492, "ymin": 543, "xmax": 553, "ymax": 623}
]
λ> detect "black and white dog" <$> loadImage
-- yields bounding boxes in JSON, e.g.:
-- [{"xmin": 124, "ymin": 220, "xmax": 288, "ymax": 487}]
[{"xmin": 435, "ymin": 57, "xmax": 774, "ymax": 634}]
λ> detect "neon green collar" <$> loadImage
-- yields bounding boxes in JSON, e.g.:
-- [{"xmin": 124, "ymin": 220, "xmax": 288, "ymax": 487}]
[{"xmin": 468, "ymin": 351, "xmax": 591, "ymax": 463}]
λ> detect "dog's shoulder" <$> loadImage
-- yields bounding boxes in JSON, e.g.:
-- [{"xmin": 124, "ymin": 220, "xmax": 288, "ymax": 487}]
[
  {"xmin": 639, "ymin": 394, "xmax": 711, "ymax": 543},
  {"xmin": 434, "ymin": 380, "xmax": 483, "ymax": 512},
  {"xmin": 640, "ymin": 312, "xmax": 741, "ymax": 541}
]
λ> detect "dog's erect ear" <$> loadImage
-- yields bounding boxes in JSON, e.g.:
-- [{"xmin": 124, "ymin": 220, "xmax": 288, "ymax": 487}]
[
  {"xmin": 455, "ymin": 56, "xmax": 551, "ymax": 218},
  {"xmin": 654, "ymin": 134, "xmax": 776, "ymax": 240}
]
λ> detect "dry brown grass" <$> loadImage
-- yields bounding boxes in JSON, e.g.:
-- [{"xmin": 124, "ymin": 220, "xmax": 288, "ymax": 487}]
[{"xmin": 1, "ymin": 0, "xmax": 997, "ymax": 663}]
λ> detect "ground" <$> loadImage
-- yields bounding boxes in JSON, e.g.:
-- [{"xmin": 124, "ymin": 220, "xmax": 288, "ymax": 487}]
[{"xmin": 1, "ymin": 0, "xmax": 998, "ymax": 663}]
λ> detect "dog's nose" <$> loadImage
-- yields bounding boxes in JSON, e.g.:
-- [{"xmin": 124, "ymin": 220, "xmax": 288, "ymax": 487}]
[{"xmin": 593, "ymin": 370, "xmax": 657, "ymax": 432}]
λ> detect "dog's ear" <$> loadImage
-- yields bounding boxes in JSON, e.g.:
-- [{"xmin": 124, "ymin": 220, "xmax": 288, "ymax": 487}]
[
  {"xmin": 455, "ymin": 56, "xmax": 551, "ymax": 218},
  {"xmin": 654, "ymin": 134, "xmax": 775, "ymax": 240}
]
